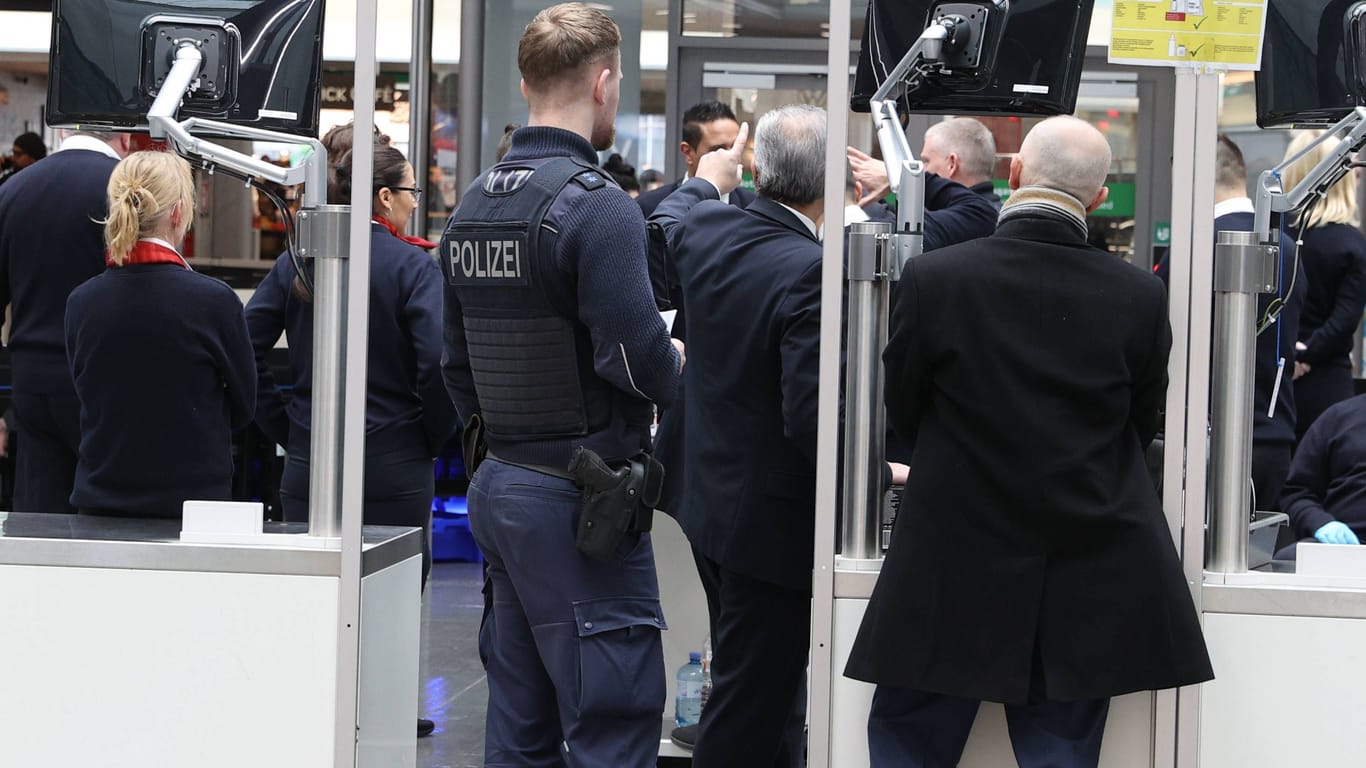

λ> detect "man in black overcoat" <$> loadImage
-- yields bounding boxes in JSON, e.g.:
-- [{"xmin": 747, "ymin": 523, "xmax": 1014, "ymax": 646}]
[{"xmin": 845, "ymin": 115, "xmax": 1213, "ymax": 767}]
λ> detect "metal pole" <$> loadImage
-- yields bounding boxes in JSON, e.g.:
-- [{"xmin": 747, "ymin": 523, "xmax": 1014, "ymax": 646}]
[
  {"xmin": 1207, "ymin": 230, "xmax": 1277, "ymax": 573},
  {"xmin": 1164, "ymin": 68, "xmax": 1219, "ymax": 768},
  {"xmin": 308, "ymin": 253, "xmax": 346, "ymax": 540},
  {"xmin": 330, "ymin": 0, "xmax": 379, "ymax": 760},
  {"xmin": 841, "ymin": 221, "xmax": 892, "ymax": 560},
  {"xmin": 456, "ymin": 0, "xmax": 485, "ymax": 195},
  {"xmin": 809, "ymin": 0, "xmax": 853, "ymax": 765},
  {"xmin": 409, "ymin": 0, "xmax": 434, "ymax": 238}
]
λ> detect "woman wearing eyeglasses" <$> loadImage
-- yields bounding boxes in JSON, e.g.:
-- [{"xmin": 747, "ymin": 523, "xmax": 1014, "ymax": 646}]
[{"xmin": 244, "ymin": 141, "xmax": 457, "ymax": 588}]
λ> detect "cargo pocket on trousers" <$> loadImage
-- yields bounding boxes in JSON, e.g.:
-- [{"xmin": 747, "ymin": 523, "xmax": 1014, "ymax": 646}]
[{"xmin": 573, "ymin": 596, "xmax": 668, "ymax": 718}]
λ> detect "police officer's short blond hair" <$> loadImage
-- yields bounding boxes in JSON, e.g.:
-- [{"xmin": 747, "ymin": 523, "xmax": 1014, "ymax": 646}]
[{"xmin": 518, "ymin": 3, "xmax": 621, "ymax": 93}]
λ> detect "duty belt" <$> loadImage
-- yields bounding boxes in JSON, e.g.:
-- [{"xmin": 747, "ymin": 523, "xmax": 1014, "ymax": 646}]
[{"xmin": 485, "ymin": 450, "xmax": 576, "ymax": 481}]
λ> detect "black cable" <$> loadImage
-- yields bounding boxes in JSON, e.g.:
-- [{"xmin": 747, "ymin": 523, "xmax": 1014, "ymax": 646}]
[
  {"xmin": 1257, "ymin": 193, "xmax": 1317, "ymax": 336},
  {"xmin": 175, "ymin": 149, "xmax": 313, "ymax": 300}
]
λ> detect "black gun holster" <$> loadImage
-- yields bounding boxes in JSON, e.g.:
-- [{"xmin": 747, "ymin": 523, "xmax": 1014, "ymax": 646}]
[
  {"xmin": 568, "ymin": 447, "xmax": 664, "ymax": 561},
  {"xmin": 461, "ymin": 414, "xmax": 488, "ymax": 481}
]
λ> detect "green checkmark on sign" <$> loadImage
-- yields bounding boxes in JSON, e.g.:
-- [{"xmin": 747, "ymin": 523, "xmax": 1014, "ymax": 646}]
[
  {"xmin": 1193, "ymin": 16, "xmax": 1206, "ymax": 29},
  {"xmin": 1190, "ymin": 43, "xmax": 1206, "ymax": 56}
]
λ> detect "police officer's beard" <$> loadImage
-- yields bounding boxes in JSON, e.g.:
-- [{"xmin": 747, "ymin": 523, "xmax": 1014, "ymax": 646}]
[{"xmin": 592, "ymin": 124, "xmax": 616, "ymax": 152}]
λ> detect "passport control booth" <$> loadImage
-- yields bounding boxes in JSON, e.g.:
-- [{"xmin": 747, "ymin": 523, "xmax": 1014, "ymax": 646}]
[
  {"xmin": 0, "ymin": 0, "xmax": 423, "ymax": 766},
  {"xmin": 809, "ymin": 0, "xmax": 1366, "ymax": 766}
]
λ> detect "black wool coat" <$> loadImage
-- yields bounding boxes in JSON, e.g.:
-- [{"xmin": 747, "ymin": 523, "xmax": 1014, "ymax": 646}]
[{"xmin": 844, "ymin": 214, "xmax": 1214, "ymax": 703}]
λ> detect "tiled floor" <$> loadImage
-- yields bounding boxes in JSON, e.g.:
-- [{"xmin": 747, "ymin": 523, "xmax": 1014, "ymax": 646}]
[{"xmin": 416, "ymin": 562, "xmax": 488, "ymax": 768}]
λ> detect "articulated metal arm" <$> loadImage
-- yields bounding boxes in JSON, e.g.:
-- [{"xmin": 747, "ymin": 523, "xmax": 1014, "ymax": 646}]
[
  {"xmin": 146, "ymin": 42, "xmax": 329, "ymax": 208},
  {"xmin": 1253, "ymin": 107, "xmax": 1366, "ymax": 242}
]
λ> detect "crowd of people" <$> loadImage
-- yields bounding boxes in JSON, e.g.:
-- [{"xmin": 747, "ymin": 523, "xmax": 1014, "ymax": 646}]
[{"xmin": 16, "ymin": 1, "xmax": 1366, "ymax": 765}]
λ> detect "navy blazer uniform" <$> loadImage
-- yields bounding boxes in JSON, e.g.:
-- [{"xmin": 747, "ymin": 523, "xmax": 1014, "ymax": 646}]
[
  {"xmin": 650, "ymin": 179, "xmax": 823, "ymax": 768},
  {"xmin": 0, "ymin": 147, "xmax": 120, "ymax": 512},
  {"xmin": 245, "ymin": 224, "xmax": 456, "ymax": 582},
  {"xmin": 65, "ymin": 261, "xmax": 255, "ymax": 517}
]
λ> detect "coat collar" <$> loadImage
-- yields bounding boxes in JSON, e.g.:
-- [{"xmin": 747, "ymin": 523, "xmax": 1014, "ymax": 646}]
[
  {"xmin": 747, "ymin": 197, "xmax": 820, "ymax": 243},
  {"xmin": 993, "ymin": 214, "xmax": 1090, "ymax": 247}
]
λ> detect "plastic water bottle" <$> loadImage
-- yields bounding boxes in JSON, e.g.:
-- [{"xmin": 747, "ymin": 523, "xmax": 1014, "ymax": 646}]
[
  {"xmin": 700, "ymin": 636, "xmax": 713, "ymax": 711},
  {"xmin": 675, "ymin": 652, "xmax": 704, "ymax": 727}
]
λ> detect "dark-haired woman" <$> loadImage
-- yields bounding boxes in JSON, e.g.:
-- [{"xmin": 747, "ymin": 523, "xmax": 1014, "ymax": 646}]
[{"xmin": 245, "ymin": 142, "xmax": 456, "ymax": 583}]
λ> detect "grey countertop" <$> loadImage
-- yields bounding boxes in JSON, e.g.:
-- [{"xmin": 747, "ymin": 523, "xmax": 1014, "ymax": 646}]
[{"xmin": 0, "ymin": 512, "xmax": 422, "ymax": 577}]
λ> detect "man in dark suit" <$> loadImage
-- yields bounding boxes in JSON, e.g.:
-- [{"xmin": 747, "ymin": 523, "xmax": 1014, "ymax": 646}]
[
  {"xmin": 653, "ymin": 105, "xmax": 904, "ymax": 767},
  {"xmin": 0, "ymin": 129, "xmax": 130, "ymax": 513},
  {"xmin": 848, "ymin": 116, "xmax": 1003, "ymax": 247},
  {"xmin": 845, "ymin": 116, "xmax": 1213, "ymax": 767},
  {"xmin": 636, "ymin": 100, "xmax": 756, "ymax": 217}
]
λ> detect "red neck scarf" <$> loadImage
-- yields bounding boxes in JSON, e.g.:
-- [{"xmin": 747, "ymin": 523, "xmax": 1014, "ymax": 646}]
[
  {"xmin": 372, "ymin": 216, "xmax": 438, "ymax": 250},
  {"xmin": 108, "ymin": 240, "xmax": 188, "ymax": 269}
]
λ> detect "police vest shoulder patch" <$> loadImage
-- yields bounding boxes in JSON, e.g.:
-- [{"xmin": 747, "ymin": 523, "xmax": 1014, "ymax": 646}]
[
  {"xmin": 483, "ymin": 167, "xmax": 536, "ymax": 195},
  {"xmin": 444, "ymin": 227, "xmax": 530, "ymax": 287},
  {"xmin": 572, "ymin": 170, "xmax": 607, "ymax": 191}
]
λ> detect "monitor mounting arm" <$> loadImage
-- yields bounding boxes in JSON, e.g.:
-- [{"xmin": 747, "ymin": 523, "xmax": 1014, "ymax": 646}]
[
  {"xmin": 1252, "ymin": 106, "xmax": 1366, "ymax": 243},
  {"xmin": 147, "ymin": 41, "xmax": 327, "ymax": 208},
  {"xmin": 1207, "ymin": 107, "xmax": 1366, "ymax": 573},
  {"xmin": 840, "ymin": 12, "xmax": 987, "ymax": 563},
  {"xmin": 147, "ymin": 39, "xmax": 350, "ymax": 542},
  {"xmin": 866, "ymin": 13, "xmax": 980, "ymax": 269}
]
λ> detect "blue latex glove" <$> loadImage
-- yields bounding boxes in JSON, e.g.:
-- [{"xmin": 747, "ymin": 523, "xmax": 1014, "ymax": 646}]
[{"xmin": 1314, "ymin": 521, "xmax": 1361, "ymax": 545}]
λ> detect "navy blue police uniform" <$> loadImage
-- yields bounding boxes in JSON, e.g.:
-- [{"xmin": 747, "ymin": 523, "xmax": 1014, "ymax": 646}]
[
  {"xmin": 244, "ymin": 224, "xmax": 456, "ymax": 584},
  {"xmin": 0, "ymin": 141, "xmax": 120, "ymax": 513},
  {"xmin": 441, "ymin": 126, "xmax": 680, "ymax": 768}
]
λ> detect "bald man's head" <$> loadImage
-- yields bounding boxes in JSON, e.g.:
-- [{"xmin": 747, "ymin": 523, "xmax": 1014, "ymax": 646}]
[{"xmin": 1010, "ymin": 116, "xmax": 1112, "ymax": 211}]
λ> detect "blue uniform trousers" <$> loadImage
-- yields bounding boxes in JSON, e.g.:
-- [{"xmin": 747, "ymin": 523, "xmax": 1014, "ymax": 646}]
[
  {"xmin": 468, "ymin": 458, "xmax": 666, "ymax": 768},
  {"xmin": 868, "ymin": 686, "xmax": 1109, "ymax": 768},
  {"xmin": 11, "ymin": 391, "xmax": 80, "ymax": 514}
]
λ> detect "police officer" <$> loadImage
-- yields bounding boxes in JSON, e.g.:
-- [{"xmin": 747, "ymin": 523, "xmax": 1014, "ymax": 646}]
[{"xmin": 440, "ymin": 4, "xmax": 681, "ymax": 766}]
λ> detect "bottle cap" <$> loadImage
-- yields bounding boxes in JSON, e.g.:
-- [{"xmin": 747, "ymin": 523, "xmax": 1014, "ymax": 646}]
[{"xmin": 689, "ymin": 652, "xmax": 702, "ymax": 662}]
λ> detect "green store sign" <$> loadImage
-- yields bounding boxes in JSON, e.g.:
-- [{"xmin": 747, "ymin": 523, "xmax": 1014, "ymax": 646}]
[{"xmin": 992, "ymin": 181, "xmax": 1137, "ymax": 219}]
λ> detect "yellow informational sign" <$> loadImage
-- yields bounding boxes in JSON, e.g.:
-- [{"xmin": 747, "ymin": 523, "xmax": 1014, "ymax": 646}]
[{"xmin": 1108, "ymin": 0, "xmax": 1268, "ymax": 70}]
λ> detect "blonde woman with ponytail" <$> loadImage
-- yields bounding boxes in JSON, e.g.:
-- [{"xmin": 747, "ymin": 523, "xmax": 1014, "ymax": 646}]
[
  {"xmin": 1279, "ymin": 130, "xmax": 1366, "ymax": 440},
  {"xmin": 63, "ymin": 150, "xmax": 256, "ymax": 518}
]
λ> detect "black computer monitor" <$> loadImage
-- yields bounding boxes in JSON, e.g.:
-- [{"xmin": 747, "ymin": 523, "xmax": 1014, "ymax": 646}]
[
  {"xmin": 1255, "ymin": 0, "xmax": 1365, "ymax": 127},
  {"xmin": 853, "ymin": 0, "xmax": 1096, "ymax": 116},
  {"xmin": 47, "ymin": 0, "xmax": 326, "ymax": 137}
]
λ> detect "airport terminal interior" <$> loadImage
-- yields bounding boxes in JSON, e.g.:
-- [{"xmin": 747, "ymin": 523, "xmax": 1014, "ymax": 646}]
[{"xmin": 5, "ymin": 0, "xmax": 1366, "ymax": 765}]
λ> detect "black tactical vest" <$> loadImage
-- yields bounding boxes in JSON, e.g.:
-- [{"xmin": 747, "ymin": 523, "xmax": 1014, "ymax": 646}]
[{"xmin": 441, "ymin": 156, "xmax": 652, "ymax": 467}]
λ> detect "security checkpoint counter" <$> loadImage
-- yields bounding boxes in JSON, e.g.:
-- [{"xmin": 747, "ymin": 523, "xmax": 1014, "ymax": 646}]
[
  {"xmin": 829, "ymin": 558, "xmax": 1366, "ymax": 767},
  {"xmin": 828, "ymin": 567, "xmax": 1163, "ymax": 767},
  {"xmin": 1198, "ymin": 553, "xmax": 1366, "ymax": 767},
  {"xmin": 0, "ymin": 511, "xmax": 423, "ymax": 768}
]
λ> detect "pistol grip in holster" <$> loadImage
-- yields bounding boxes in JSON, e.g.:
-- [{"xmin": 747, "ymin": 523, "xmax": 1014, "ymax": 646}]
[
  {"xmin": 461, "ymin": 414, "xmax": 488, "ymax": 481},
  {"xmin": 568, "ymin": 448, "xmax": 666, "ymax": 561}
]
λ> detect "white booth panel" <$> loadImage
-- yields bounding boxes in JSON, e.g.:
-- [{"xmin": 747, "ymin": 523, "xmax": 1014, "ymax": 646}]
[
  {"xmin": 1201, "ymin": 612, "xmax": 1366, "ymax": 768},
  {"xmin": 0, "ymin": 564, "xmax": 339, "ymax": 767},
  {"xmin": 357, "ymin": 556, "xmax": 423, "ymax": 766}
]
